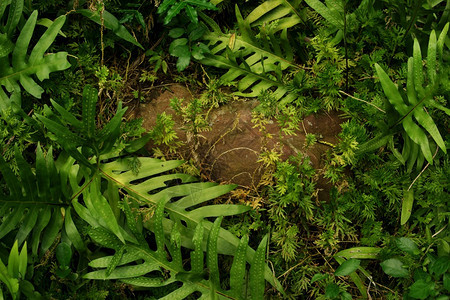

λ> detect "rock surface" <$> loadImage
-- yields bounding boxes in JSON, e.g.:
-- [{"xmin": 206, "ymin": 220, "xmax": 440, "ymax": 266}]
[{"xmin": 131, "ymin": 84, "xmax": 344, "ymax": 199}]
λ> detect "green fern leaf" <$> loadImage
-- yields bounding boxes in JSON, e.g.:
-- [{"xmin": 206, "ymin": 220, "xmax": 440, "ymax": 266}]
[
  {"xmin": 77, "ymin": 9, "xmax": 143, "ymax": 49},
  {"xmin": 0, "ymin": 33, "xmax": 14, "ymax": 58},
  {"xmin": 230, "ymin": 234, "xmax": 249, "ymax": 299},
  {"xmin": 5, "ymin": 0, "xmax": 23, "ymax": 37},
  {"xmin": 304, "ymin": 0, "xmax": 344, "ymax": 29},
  {"xmin": 82, "ymin": 85, "xmax": 98, "ymax": 139},
  {"xmin": 50, "ymin": 99, "xmax": 83, "ymax": 130},
  {"xmin": 250, "ymin": 234, "xmax": 268, "ymax": 299},
  {"xmin": 30, "ymin": 207, "xmax": 52, "ymax": 256},
  {"xmin": 401, "ymin": 189, "xmax": 414, "ymax": 225},
  {"xmin": 375, "ymin": 63, "xmax": 434, "ymax": 163},
  {"xmin": 0, "ymin": 8, "xmax": 70, "ymax": 111},
  {"xmin": 191, "ymin": 221, "xmax": 205, "ymax": 273},
  {"xmin": 164, "ymin": 2, "xmax": 187, "ymax": 24},
  {"xmin": 200, "ymin": 7, "xmax": 299, "ymax": 104},
  {"xmin": 85, "ymin": 176, "xmax": 126, "ymax": 244},
  {"xmin": 0, "ymin": 1, "xmax": 11, "ymax": 20},
  {"xmin": 207, "ymin": 216, "xmax": 222, "ymax": 289},
  {"xmin": 427, "ymin": 30, "xmax": 437, "ymax": 84},
  {"xmin": 406, "ymin": 58, "xmax": 445, "ymax": 153},
  {"xmin": 360, "ymin": 25, "xmax": 449, "ymax": 170},
  {"xmin": 40, "ymin": 208, "xmax": 64, "ymax": 254},
  {"xmin": 305, "ymin": 0, "xmax": 344, "ymax": 29},
  {"xmin": 0, "ymin": 145, "xmax": 85, "ymax": 257},
  {"xmin": 123, "ymin": 197, "xmax": 146, "ymax": 245},
  {"xmin": 79, "ymin": 156, "xmax": 284, "ymax": 297},
  {"xmin": 15, "ymin": 207, "xmax": 39, "ymax": 246},
  {"xmin": 245, "ymin": 0, "xmax": 304, "ymax": 32},
  {"xmin": 106, "ymin": 245, "xmax": 125, "ymax": 277}
]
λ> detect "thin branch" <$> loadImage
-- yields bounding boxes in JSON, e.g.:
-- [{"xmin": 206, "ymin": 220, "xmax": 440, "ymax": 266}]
[
  {"xmin": 432, "ymin": 225, "xmax": 447, "ymax": 238},
  {"xmin": 339, "ymin": 90, "xmax": 386, "ymax": 113},
  {"xmin": 408, "ymin": 145, "xmax": 439, "ymax": 191}
]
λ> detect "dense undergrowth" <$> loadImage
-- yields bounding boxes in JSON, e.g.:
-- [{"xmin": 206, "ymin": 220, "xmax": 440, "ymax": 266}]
[{"xmin": 0, "ymin": 0, "xmax": 449, "ymax": 299}]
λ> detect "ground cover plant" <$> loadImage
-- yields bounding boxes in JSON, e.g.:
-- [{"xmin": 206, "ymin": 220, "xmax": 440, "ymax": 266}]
[{"xmin": 0, "ymin": 0, "xmax": 449, "ymax": 299}]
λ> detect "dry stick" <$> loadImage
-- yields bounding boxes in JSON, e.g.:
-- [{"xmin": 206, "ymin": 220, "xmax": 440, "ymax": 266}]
[
  {"xmin": 408, "ymin": 145, "xmax": 439, "ymax": 191},
  {"xmin": 267, "ymin": 259, "xmax": 280, "ymax": 293},
  {"xmin": 372, "ymin": 281, "xmax": 397, "ymax": 295},
  {"xmin": 206, "ymin": 113, "xmax": 240, "ymax": 157},
  {"xmin": 339, "ymin": 90, "xmax": 386, "ymax": 113},
  {"xmin": 366, "ymin": 281, "xmax": 373, "ymax": 300},
  {"xmin": 315, "ymin": 248, "xmax": 335, "ymax": 271},
  {"xmin": 210, "ymin": 147, "xmax": 259, "ymax": 173},
  {"xmin": 277, "ymin": 257, "xmax": 309, "ymax": 279},
  {"xmin": 301, "ymin": 120, "xmax": 308, "ymax": 135}
]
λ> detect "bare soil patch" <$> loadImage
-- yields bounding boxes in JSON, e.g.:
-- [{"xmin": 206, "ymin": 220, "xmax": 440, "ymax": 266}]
[{"xmin": 131, "ymin": 84, "xmax": 344, "ymax": 200}]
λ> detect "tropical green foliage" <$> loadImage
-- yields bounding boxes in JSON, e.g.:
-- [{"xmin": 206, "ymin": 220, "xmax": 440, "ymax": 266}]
[{"xmin": 0, "ymin": 0, "xmax": 70, "ymax": 111}]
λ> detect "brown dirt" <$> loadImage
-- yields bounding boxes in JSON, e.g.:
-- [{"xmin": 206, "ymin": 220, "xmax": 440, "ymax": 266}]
[{"xmin": 130, "ymin": 84, "xmax": 344, "ymax": 200}]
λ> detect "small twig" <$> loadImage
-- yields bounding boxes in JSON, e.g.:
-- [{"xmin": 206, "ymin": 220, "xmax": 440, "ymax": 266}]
[
  {"xmin": 301, "ymin": 120, "xmax": 308, "ymax": 135},
  {"xmin": 142, "ymin": 83, "xmax": 175, "ymax": 91},
  {"xmin": 408, "ymin": 145, "xmax": 439, "ymax": 191},
  {"xmin": 372, "ymin": 281, "xmax": 397, "ymax": 295},
  {"xmin": 278, "ymin": 257, "xmax": 309, "ymax": 279},
  {"xmin": 366, "ymin": 280, "xmax": 373, "ymax": 300},
  {"xmin": 339, "ymin": 90, "xmax": 386, "ymax": 113},
  {"xmin": 150, "ymin": 32, "xmax": 165, "ymax": 51},
  {"xmin": 315, "ymin": 248, "xmax": 335, "ymax": 271},
  {"xmin": 124, "ymin": 49, "xmax": 132, "ymax": 82},
  {"xmin": 432, "ymin": 225, "xmax": 447, "ymax": 238},
  {"xmin": 359, "ymin": 76, "xmax": 376, "ymax": 81},
  {"xmin": 210, "ymin": 147, "xmax": 259, "ymax": 174},
  {"xmin": 206, "ymin": 113, "xmax": 240, "ymax": 157}
]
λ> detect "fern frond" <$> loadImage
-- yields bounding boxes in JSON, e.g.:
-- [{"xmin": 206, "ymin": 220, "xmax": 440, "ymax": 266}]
[
  {"xmin": 304, "ymin": 0, "xmax": 344, "ymax": 29},
  {"xmin": 90, "ymin": 156, "xmax": 284, "ymax": 294},
  {"xmin": 200, "ymin": 6, "xmax": 300, "ymax": 105},
  {"xmin": 36, "ymin": 85, "xmax": 128, "ymax": 166},
  {"xmin": 0, "ymin": 146, "xmax": 85, "ymax": 257},
  {"xmin": 83, "ymin": 194, "xmax": 276, "ymax": 299},
  {"xmin": 361, "ymin": 24, "xmax": 448, "ymax": 168},
  {"xmin": 0, "ymin": 6, "xmax": 70, "ymax": 112},
  {"xmin": 245, "ymin": 0, "xmax": 304, "ymax": 32}
]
